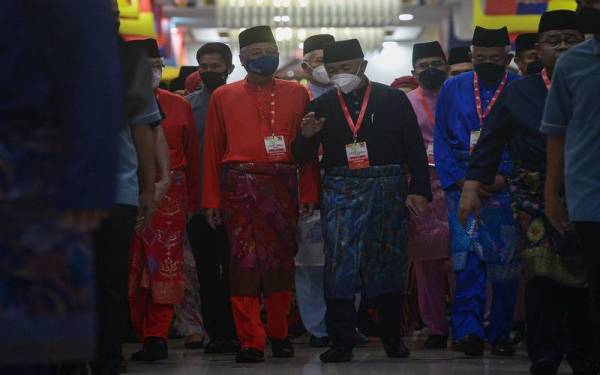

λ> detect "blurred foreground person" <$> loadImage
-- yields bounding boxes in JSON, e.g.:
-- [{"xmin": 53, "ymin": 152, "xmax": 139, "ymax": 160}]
[{"xmin": 0, "ymin": 0, "xmax": 120, "ymax": 374}]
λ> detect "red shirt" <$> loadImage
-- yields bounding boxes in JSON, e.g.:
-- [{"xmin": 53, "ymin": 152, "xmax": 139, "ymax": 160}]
[
  {"xmin": 202, "ymin": 78, "xmax": 319, "ymax": 209},
  {"xmin": 156, "ymin": 89, "xmax": 202, "ymax": 213}
]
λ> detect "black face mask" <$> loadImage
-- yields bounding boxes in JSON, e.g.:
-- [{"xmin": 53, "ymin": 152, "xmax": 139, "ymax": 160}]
[
  {"xmin": 200, "ymin": 71, "xmax": 228, "ymax": 91},
  {"xmin": 526, "ymin": 60, "xmax": 544, "ymax": 76},
  {"xmin": 418, "ymin": 68, "xmax": 447, "ymax": 90},
  {"xmin": 474, "ymin": 63, "xmax": 506, "ymax": 84},
  {"xmin": 576, "ymin": 6, "xmax": 600, "ymax": 34}
]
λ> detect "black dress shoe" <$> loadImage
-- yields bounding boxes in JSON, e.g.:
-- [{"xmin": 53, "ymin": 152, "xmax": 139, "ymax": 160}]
[
  {"xmin": 452, "ymin": 340, "xmax": 466, "ymax": 352},
  {"xmin": 491, "ymin": 341, "xmax": 516, "ymax": 357},
  {"xmin": 270, "ymin": 337, "xmax": 295, "ymax": 358},
  {"xmin": 424, "ymin": 335, "xmax": 448, "ymax": 349},
  {"xmin": 566, "ymin": 353, "xmax": 600, "ymax": 375},
  {"xmin": 130, "ymin": 337, "xmax": 168, "ymax": 362},
  {"xmin": 355, "ymin": 330, "xmax": 370, "ymax": 346},
  {"xmin": 382, "ymin": 338, "xmax": 410, "ymax": 358},
  {"xmin": 235, "ymin": 348, "xmax": 265, "ymax": 363},
  {"xmin": 530, "ymin": 359, "xmax": 559, "ymax": 375},
  {"xmin": 460, "ymin": 334, "xmax": 485, "ymax": 356},
  {"xmin": 320, "ymin": 347, "xmax": 354, "ymax": 363},
  {"xmin": 309, "ymin": 335, "xmax": 331, "ymax": 348}
]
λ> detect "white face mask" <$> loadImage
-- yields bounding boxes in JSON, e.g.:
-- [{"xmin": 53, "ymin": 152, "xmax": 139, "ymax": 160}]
[
  {"xmin": 330, "ymin": 62, "xmax": 363, "ymax": 94},
  {"xmin": 311, "ymin": 64, "xmax": 330, "ymax": 84},
  {"xmin": 151, "ymin": 68, "xmax": 162, "ymax": 89}
]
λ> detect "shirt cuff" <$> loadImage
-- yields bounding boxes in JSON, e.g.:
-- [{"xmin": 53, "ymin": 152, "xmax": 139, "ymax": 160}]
[{"xmin": 540, "ymin": 121, "xmax": 567, "ymax": 136}]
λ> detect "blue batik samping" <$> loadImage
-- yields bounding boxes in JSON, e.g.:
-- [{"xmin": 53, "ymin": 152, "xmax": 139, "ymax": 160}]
[{"xmin": 321, "ymin": 165, "xmax": 409, "ymax": 300}]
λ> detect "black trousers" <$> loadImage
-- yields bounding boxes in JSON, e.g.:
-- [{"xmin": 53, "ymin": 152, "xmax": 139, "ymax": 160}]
[
  {"xmin": 575, "ymin": 222, "xmax": 600, "ymax": 362},
  {"xmin": 525, "ymin": 277, "xmax": 595, "ymax": 369},
  {"xmin": 92, "ymin": 205, "xmax": 137, "ymax": 374},
  {"xmin": 187, "ymin": 214, "xmax": 237, "ymax": 341},
  {"xmin": 326, "ymin": 292, "xmax": 403, "ymax": 348}
]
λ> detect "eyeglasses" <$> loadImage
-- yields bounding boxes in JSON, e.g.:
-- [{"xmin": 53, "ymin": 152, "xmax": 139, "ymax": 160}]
[
  {"xmin": 540, "ymin": 34, "xmax": 584, "ymax": 48},
  {"xmin": 415, "ymin": 61, "xmax": 447, "ymax": 70}
]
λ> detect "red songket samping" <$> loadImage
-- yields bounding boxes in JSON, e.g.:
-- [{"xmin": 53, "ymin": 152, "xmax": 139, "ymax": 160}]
[{"xmin": 129, "ymin": 89, "xmax": 202, "ymax": 342}]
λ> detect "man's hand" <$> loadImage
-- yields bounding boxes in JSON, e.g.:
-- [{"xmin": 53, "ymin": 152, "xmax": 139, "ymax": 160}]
[
  {"xmin": 205, "ymin": 208, "xmax": 222, "ymax": 230},
  {"xmin": 300, "ymin": 112, "xmax": 326, "ymax": 138},
  {"xmin": 137, "ymin": 189, "xmax": 157, "ymax": 230},
  {"xmin": 545, "ymin": 193, "xmax": 571, "ymax": 235},
  {"xmin": 481, "ymin": 175, "xmax": 506, "ymax": 194},
  {"xmin": 62, "ymin": 210, "xmax": 108, "ymax": 232},
  {"xmin": 406, "ymin": 195, "xmax": 428, "ymax": 217},
  {"xmin": 154, "ymin": 179, "xmax": 171, "ymax": 202},
  {"xmin": 459, "ymin": 180, "xmax": 482, "ymax": 227},
  {"xmin": 300, "ymin": 203, "xmax": 315, "ymax": 217}
]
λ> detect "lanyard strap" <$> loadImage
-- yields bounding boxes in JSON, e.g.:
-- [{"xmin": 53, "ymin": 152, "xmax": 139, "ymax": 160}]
[
  {"xmin": 541, "ymin": 68, "xmax": 551, "ymax": 91},
  {"xmin": 337, "ymin": 81, "xmax": 373, "ymax": 141},
  {"xmin": 417, "ymin": 88, "xmax": 435, "ymax": 126},
  {"xmin": 249, "ymin": 80, "xmax": 276, "ymax": 135},
  {"xmin": 473, "ymin": 72, "xmax": 508, "ymax": 127}
]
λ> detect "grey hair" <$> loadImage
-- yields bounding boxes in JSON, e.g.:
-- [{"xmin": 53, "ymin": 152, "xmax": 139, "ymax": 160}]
[{"xmin": 470, "ymin": 45, "xmax": 512, "ymax": 54}]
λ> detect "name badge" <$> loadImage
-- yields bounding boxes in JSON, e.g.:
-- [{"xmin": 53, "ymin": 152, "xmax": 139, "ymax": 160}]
[
  {"xmin": 469, "ymin": 130, "xmax": 481, "ymax": 154},
  {"xmin": 345, "ymin": 142, "xmax": 370, "ymax": 170},
  {"xmin": 427, "ymin": 144, "xmax": 435, "ymax": 166},
  {"xmin": 264, "ymin": 135, "xmax": 287, "ymax": 161}
]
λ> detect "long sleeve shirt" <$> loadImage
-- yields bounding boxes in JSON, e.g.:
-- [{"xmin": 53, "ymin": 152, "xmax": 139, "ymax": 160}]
[
  {"xmin": 1, "ymin": 0, "xmax": 121, "ymax": 210},
  {"xmin": 291, "ymin": 80, "xmax": 432, "ymax": 200},
  {"xmin": 467, "ymin": 74, "xmax": 548, "ymax": 185},
  {"xmin": 433, "ymin": 71, "xmax": 519, "ymax": 190},
  {"xmin": 202, "ymin": 78, "xmax": 320, "ymax": 209},
  {"xmin": 157, "ymin": 89, "xmax": 202, "ymax": 213}
]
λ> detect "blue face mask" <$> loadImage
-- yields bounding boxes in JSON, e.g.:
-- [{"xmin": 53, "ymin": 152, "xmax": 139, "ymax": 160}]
[{"xmin": 246, "ymin": 55, "xmax": 279, "ymax": 76}]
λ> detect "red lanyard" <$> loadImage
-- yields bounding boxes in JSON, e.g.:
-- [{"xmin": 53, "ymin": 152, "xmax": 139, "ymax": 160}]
[
  {"xmin": 541, "ymin": 68, "xmax": 551, "ymax": 90},
  {"xmin": 473, "ymin": 72, "xmax": 508, "ymax": 127},
  {"xmin": 248, "ymin": 79, "xmax": 277, "ymax": 135},
  {"xmin": 417, "ymin": 88, "xmax": 435, "ymax": 126},
  {"xmin": 337, "ymin": 81, "xmax": 373, "ymax": 141}
]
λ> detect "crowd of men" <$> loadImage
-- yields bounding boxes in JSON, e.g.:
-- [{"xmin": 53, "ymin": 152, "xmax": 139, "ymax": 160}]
[{"xmin": 1, "ymin": 0, "xmax": 599, "ymax": 374}]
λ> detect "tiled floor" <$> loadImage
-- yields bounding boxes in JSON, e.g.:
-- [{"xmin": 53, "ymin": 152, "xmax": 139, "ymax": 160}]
[{"xmin": 123, "ymin": 337, "xmax": 572, "ymax": 374}]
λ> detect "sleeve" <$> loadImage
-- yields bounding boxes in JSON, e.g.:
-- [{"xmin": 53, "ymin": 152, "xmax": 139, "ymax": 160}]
[
  {"xmin": 398, "ymin": 91, "xmax": 432, "ymax": 200},
  {"xmin": 131, "ymin": 95, "xmax": 162, "ymax": 127},
  {"xmin": 296, "ymin": 92, "xmax": 321, "ymax": 204},
  {"xmin": 433, "ymin": 84, "xmax": 465, "ymax": 189},
  {"xmin": 467, "ymin": 94, "xmax": 512, "ymax": 185},
  {"xmin": 201, "ymin": 94, "xmax": 227, "ymax": 209},
  {"xmin": 291, "ymin": 100, "xmax": 321, "ymax": 161},
  {"xmin": 540, "ymin": 60, "xmax": 571, "ymax": 136},
  {"xmin": 182, "ymin": 101, "xmax": 202, "ymax": 214},
  {"xmin": 24, "ymin": 0, "xmax": 121, "ymax": 210}
]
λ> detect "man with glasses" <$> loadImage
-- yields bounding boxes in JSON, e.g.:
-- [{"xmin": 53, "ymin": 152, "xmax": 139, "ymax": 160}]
[
  {"xmin": 514, "ymin": 33, "xmax": 543, "ymax": 76},
  {"xmin": 406, "ymin": 42, "xmax": 452, "ymax": 350},
  {"xmin": 459, "ymin": 11, "xmax": 597, "ymax": 374},
  {"xmin": 202, "ymin": 25, "xmax": 319, "ymax": 363},
  {"xmin": 433, "ymin": 26, "xmax": 521, "ymax": 357},
  {"xmin": 543, "ymin": 0, "xmax": 600, "ymax": 364}
]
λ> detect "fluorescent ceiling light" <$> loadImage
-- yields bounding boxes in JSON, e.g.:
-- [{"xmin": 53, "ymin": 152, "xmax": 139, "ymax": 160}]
[{"xmin": 398, "ymin": 13, "xmax": 414, "ymax": 21}]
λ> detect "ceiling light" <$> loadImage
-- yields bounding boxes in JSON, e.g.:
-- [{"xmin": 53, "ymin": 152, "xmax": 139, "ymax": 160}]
[{"xmin": 398, "ymin": 13, "xmax": 414, "ymax": 21}]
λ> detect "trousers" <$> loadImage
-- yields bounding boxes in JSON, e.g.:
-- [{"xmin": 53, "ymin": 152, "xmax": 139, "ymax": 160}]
[
  {"xmin": 187, "ymin": 215, "xmax": 237, "ymax": 341},
  {"xmin": 295, "ymin": 266, "xmax": 328, "ymax": 339},
  {"xmin": 452, "ymin": 251, "xmax": 518, "ymax": 344},
  {"xmin": 414, "ymin": 259, "xmax": 451, "ymax": 336},
  {"xmin": 230, "ymin": 291, "xmax": 292, "ymax": 351}
]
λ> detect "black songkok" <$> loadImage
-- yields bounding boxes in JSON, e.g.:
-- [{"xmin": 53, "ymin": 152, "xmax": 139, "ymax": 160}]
[
  {"xmin": 126, "ymin": 38, "xmax": 161, "ymax": 58},
  {"xmin": 448, "ymin": 46, "xmax": 471, "ymax": 65},
  {"xmin": 323, "ymin": 39, "xmax": 364, "ymax": 64},
  {"xmin": 515, "ymin": 33, "xmax": 537, "ymax": 54},
  {"xmin": 239, "ymin": 26, "xmax": 276, "ymax": 49},
  {"xmin": 538, "ymin": 10, "xmax": 580, "ymax": 34},
  {"xmin": 472, "ymin": 26, "xmax": 510, "ymax": 47},
  {"xmin": 303, "ymin": 34, "xmax": 335, "ymax": 56},
  {"xmin": 412, "ymin": 41, "xmax": 446, "ymax": 65}
]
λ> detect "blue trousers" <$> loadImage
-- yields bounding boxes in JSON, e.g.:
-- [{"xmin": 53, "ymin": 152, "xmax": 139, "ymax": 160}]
[
  {"xmin": 452, "ymin": 251, "xmax": 519, "ymax": 345},
  {"xmin": 295, "ymin": 266, "xmax": 328, "ymax": 338}
]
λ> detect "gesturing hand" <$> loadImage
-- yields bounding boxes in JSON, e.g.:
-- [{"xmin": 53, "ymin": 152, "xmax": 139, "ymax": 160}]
[
  {"xmin": 459, "ymin": 181, "xmax": 482, "ymax": 227},
  {"xmin": 301, "ymin": 112, "xmax": 326, "ymax": 138}
]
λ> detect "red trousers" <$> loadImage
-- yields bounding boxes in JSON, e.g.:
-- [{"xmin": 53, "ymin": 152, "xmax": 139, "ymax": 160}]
[
  {"xmin": 129, "ymin": 289, "xmax": 174, "ymax": 341},
  {"xmin": 231, "ymin": 291, "xmax": 291, "ymax": 351}
]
